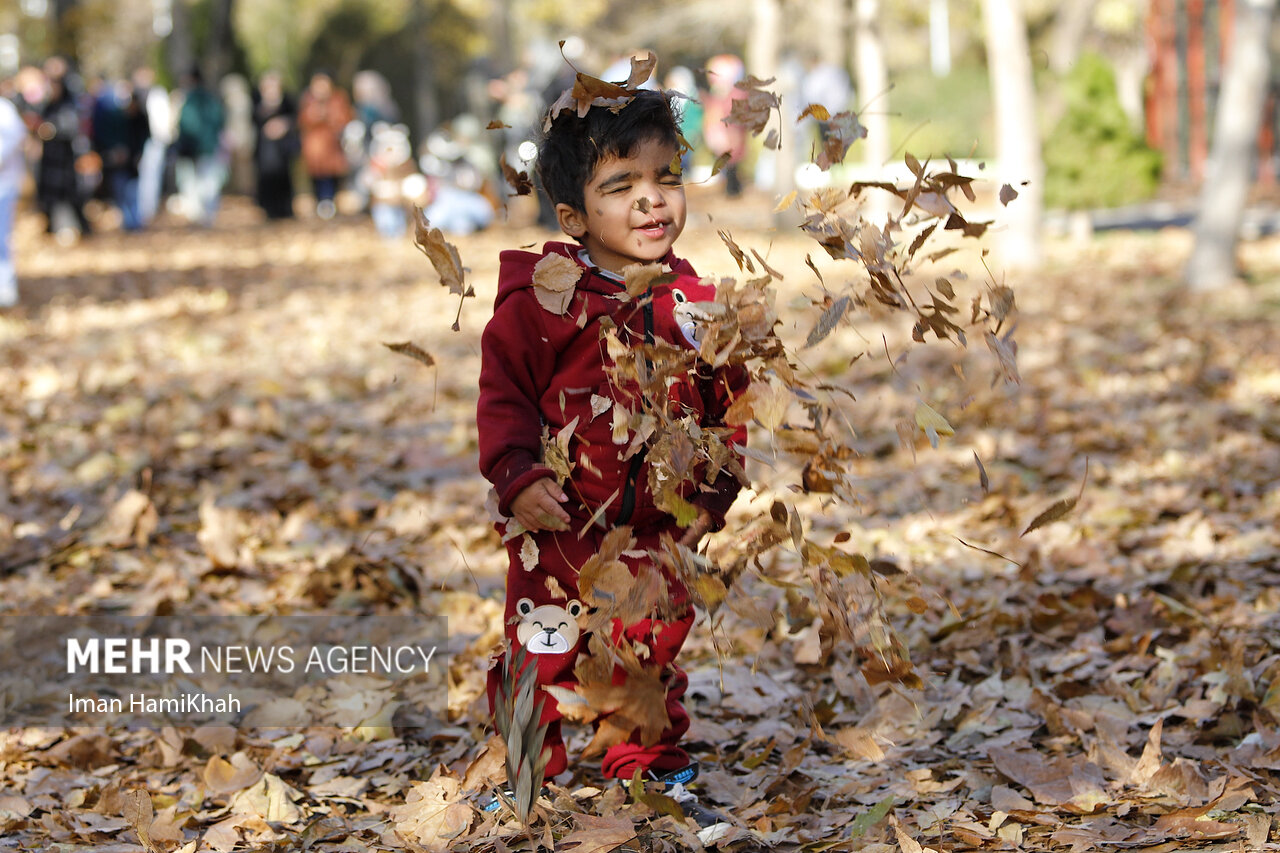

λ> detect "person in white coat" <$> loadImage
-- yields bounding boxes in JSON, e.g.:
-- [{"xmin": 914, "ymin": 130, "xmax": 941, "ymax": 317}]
[
  {"xmin": 133, "ymin": 67, "xmax": 171, "ymax": 226},
  {"xmin": 0, "ymin": 93, "xmax": 27, "ymax": 308}
]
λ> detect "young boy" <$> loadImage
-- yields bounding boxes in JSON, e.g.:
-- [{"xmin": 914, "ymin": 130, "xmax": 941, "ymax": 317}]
[{"xmin": 477, "ymin": 86, "xmax": 746, "ymax": 817}]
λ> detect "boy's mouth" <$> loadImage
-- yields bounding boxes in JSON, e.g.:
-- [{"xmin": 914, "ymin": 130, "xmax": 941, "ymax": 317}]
[{"xmin": 636, "ymin": 220, "xmax": 669, "ymax": 238}]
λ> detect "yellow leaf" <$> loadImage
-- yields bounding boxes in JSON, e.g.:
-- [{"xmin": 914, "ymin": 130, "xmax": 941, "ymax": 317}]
[
  {"xmin": 798, "ymin": 103, "xmax": 831, "ymax": 122},
  {"xmin": 914, "ymin": 401, "xmax": 954, "ymax": 448}
]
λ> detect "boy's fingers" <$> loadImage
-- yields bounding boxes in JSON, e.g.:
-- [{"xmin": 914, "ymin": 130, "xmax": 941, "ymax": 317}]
[
  {"xmin": 539, "ymin": 486, "xmax": 570, "ymax": 518},
  {"xmin": 539, "ymin": 480, "xmax": 568, "ymax": 503}
]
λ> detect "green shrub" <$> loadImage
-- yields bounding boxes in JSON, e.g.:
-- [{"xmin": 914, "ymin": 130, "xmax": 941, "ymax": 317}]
[{"xmin": 1044, "ymin": 52, "xmax": 1163, "ymax": 209}]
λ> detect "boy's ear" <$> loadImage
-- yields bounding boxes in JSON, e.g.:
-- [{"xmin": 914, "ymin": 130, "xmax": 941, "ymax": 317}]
[{"xmin": 555, "ymin": 203, "xmax": 588, "ymax": 239}]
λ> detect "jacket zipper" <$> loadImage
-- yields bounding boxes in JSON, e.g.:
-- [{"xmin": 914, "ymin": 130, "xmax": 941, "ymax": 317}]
[{"xmin": 615, "ymin": 293, "xmax": 656, "ymax": 526}]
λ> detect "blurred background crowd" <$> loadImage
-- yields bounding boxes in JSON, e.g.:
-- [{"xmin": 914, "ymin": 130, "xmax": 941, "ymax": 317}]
[{"xmin": 0, "ymin": 0, "xmax": 1276, "ymax": 306}]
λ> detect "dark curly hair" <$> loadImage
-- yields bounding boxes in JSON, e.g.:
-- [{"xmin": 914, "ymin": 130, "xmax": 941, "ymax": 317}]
[{"xmin": 536, "ymin": 88, "xmax": 683, "ymax": 214}]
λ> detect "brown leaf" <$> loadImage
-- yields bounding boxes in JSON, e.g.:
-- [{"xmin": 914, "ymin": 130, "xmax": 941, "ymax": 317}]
[
  {"xmin": 804, "ymin": 295, "xmax": 851, "ymax": 348},
  {"xmin": 558, "ymin": 813, "xmax": 638, "ymax": 852},
  {"xmin": 500, "ymin": 155, "xmax": 534, "ymax": 196},
  {"xmin": 974, "ymin": 451, "xmax": 989, "ymax": 493},
  {"xmin": 203, "ymin": 752, "xmax": 262, "ymax": 795},
  {"xmin": 814, "ymin": 111, "xmax": 867, "ymax": 171},
  {"xmin": 97, "ymin": 489, "xmax": 158, "ymax": 548},
  {"xmin": 121, "ymin": 789, "xmax": 162, "ymax": 853},
  {"xmin": 621, "ymin": 51, "xmax": 657, "ymax": 88},
  {"xmin": 999, "ymin": 183, "xmax": 1019, "ymax": 206},
  {"xmin": 1021, "ymin": 461, "xmax": 1089, "ymax": 536},
  {"xmin": 197, "ymin": 497, "xmax": 241, "ymax": 569},
  {"xmin": 531, "ymin": 252, "xmax": 582, "ymax": 315},
  {"xmin": 383, "ymin": 341, "xmax": 436, "ymax": 368},
  {"xmin": 988, "ymin": 747, "xmax": 1107, "ymax": 812},
  {"xmin": 391, "ymin": 776, "xmax": 473, "ymax": 849},
  {"xmin": 413, "ymin": 210, "xmax": 467, "ymax": 295}
]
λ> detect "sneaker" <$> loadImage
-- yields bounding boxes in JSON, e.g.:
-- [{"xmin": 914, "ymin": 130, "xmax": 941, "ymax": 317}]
[
  {"xmin": 479, "ymin": 785, "xmax": 549, "ymax": 814},
  {"xmin": 645, "ymin": 763, "xmax": 734, "ymax": 844}
]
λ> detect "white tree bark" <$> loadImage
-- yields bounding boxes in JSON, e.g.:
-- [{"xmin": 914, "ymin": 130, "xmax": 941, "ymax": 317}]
[
  {"xmin": 982, "ymin": 0, "xmax": 1044, "ymax": 270},
  {"xmin": 930, "ymin": 0, "xmax": 952, "ymax": 77},
  {"xmin": 853, "ymin": 0, "xmax": 890, "ymax": 171},
  {"xmin": 1184, "ymin": 0, "xmax": 1277, "ymax": 291},
  {"xmin": 1048, "ymin": 0, "xmax": 1099, "ymax": 76},
  {"xmin": 749, "ymin": 0, "xmax": 796, "ymax": 212},
  {"xmin": 813, "ymin": 0, "xmax": 847, "ymax": 69}
]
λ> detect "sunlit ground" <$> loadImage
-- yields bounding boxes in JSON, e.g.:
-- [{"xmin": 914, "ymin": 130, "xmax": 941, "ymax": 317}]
[{"xmin": 1, "ymin": 190, "xmax": 1279, "ymax": 851}]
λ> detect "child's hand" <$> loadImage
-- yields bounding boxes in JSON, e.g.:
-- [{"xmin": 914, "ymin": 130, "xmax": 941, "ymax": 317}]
[
  {"xmin": 511, "ymin": 478, "xmax": 571, "ymax": 532},
  {"xmin": 678, "ymin": 508, "xmax": 714, "ymax": 549}
]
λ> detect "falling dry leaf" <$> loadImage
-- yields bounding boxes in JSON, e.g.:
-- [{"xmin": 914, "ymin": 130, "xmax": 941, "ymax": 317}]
[{"xmin": 531, "ymin": 253, "xmax": 582, "ymax": 315}]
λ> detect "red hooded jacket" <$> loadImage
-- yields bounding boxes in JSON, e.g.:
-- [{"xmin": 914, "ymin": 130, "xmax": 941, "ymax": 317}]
[{"xmin": 478, "ymin": 242, "xmax": 746, "ymax": 531}]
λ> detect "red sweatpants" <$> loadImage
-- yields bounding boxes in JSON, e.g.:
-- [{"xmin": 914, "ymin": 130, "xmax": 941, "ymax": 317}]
[{"xmin": 486, "ymin": 521, "xmax": 695, "ymax": 780}]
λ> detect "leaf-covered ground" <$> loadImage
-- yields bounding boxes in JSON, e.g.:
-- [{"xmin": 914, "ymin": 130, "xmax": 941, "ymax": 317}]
[{"xmin": 2, "ymin": 192, "xmax": 1279, "ymax": 852}]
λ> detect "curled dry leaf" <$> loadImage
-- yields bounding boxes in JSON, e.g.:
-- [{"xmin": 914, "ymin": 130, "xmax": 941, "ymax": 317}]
[
  {"xmin": 383, "ymin": 341, "xmax": 435, "ymax": 368},
  {"xmin": 412, "ymin": 210, "xmax": 466, "ymax": 296},
  {"xmin": 531, "ymin": 253, "xmax": 582, "ymax": 315}
]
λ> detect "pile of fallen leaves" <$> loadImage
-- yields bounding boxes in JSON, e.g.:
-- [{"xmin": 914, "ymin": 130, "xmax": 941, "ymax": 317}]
[{"xmin": 2, "ymin": 67, "xmax": 1280, "ymax": 850}]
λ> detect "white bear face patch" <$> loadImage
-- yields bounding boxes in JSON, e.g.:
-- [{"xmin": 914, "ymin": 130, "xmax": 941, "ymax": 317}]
[
  {"xmin": 671, "ymin": 288, "xmax": 702, "ymax": 348},
  {"xmin": 514, "ymin": 598, "xmax": 583, "ymax": 654}
]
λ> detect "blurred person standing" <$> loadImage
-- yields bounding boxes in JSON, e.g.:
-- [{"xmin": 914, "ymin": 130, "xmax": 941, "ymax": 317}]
[
  {"xmin": 702, "ymin": 54, "xmax": 748, "ymax": 198},
  {"xmin": 220, "ymin": 74, "xmax": 255, "ymax": 195},
  {"xmin": 800, "ymin": 55, "xmax": 852, "ymax": 146},
  {"xmin": 36, "ymin": 58, "xmax": 90, "ymax": 242},
  {"xmin": 174, "ymin": 66, "xmax": 226, "ymax": 227},
  {"xmin": 132, "ymin": 68, "xmax": 171, "ymax": 225},
  {"xmin": 252, "ymin": 71, "xmax": 298, "ymax": 220},
  {"xmin": 664, "ymin": 65, "xmax": 703, "ymax": 173},
  {"xmin": 298, "ymin": 71, "xmax": 353, "ymax": 219},
  {"xmin": 348, "ymin": 70, "xmax": 399, "ymax": 211},
  {"xmin": 94, "ymin": 81, "xmax": 150, "ymax": 231},
  {"xmin": 0, "ymin": 90, "xmax": 25, "ymax": 307}
]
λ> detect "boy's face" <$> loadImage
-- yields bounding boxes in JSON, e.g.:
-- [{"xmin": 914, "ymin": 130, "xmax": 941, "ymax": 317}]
[{"xmin": 555, "ymin": 136, "xmax": 686, "ymax": 276}]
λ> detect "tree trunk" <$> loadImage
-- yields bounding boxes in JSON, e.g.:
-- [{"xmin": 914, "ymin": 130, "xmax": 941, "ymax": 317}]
[
  {"xmin": 982, "ymin": 0, "xmax": 1044, "ymax": 270},
  {"xmin": 206, "ymin": 0, "xmax": 236, "ymax": 81},
  {"xmin": 749, "ymin": 0, "xmax": 795, "ymax": 215},
  {"xmin": 1048, "ymin": 0, "xmax": 1098, "ymax": 75},
  {"xmin": 50, "ymin": 0, "xmax": 78, "ymax": 59},
  {"xmin": 412, "ymin": 0, "xmax": 439, "ymax": 145},
  {"xmin": 853, "ymin": 0, "xmax": 890, "ymax": 170},
  {"xmin": 929, "ymin": 0, "xmax": 952, "ymax": 77},
  {"xmin": 1184, "ymin": 0, "xmax": 1277, "ymax": 291},
  {"xmin": 168, "ymin": 0, "xmax": 194, "ymax": 83},
  {"xmin": 813, "ymin": 0, "xmax": 847, "ymax": 68}
]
